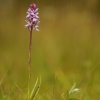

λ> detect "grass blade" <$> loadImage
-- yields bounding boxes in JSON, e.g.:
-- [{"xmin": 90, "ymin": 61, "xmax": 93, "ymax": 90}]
[{"xmin": 30, "ymin": 77, "xmax": 41, "ymax": 100}]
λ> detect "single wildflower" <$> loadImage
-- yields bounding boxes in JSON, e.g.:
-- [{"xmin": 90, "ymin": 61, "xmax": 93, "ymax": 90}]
[
  {"xmin": 25, "ymin": 3, "xmax": 40, "ymax": 99},
  {"xmin": 25, "ymin": 3, "xmax": 40, "ymax": 31}
]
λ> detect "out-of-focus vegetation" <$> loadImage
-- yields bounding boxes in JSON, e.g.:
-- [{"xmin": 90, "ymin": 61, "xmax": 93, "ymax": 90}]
[{"xmin": 0, "ymin": 0, "xmax": 100, "ymax": 99}]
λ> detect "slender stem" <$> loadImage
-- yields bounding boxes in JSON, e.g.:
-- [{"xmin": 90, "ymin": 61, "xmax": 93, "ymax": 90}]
[
  {"xmin": 52, "ymin": 74, "xmax": 56, "ymax": 100},
  {"xmin": 28, "ymin": 27, "xmax": 33, "ymax": 100}
]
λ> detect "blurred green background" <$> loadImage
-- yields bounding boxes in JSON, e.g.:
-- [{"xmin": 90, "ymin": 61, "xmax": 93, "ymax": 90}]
[{"xmin": 0, "ymin": 0, "xmax": 100, "ymax": 99}]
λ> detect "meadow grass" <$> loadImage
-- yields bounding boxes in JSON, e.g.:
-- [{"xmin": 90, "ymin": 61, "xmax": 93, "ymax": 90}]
[{"xmin": 0, "ymin": 4, "xmax": 100, "ymax": 100}]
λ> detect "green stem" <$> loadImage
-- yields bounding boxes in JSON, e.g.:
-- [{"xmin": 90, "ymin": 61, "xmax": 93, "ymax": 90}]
[{"xmin": 28, "ymin": 27, "xmax": 33, "ymax": 100}]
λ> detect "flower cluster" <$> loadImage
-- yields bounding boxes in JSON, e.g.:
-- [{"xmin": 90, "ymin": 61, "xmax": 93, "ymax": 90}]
[{"xmin": 25, "ymin": 3, "xmax": 40, "ymax": 31}]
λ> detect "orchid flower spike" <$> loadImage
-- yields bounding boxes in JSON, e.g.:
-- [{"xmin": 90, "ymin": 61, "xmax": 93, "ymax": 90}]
[{"xmin": 25, "ymin": 3, "xmax": 40, "ymax": 31}]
